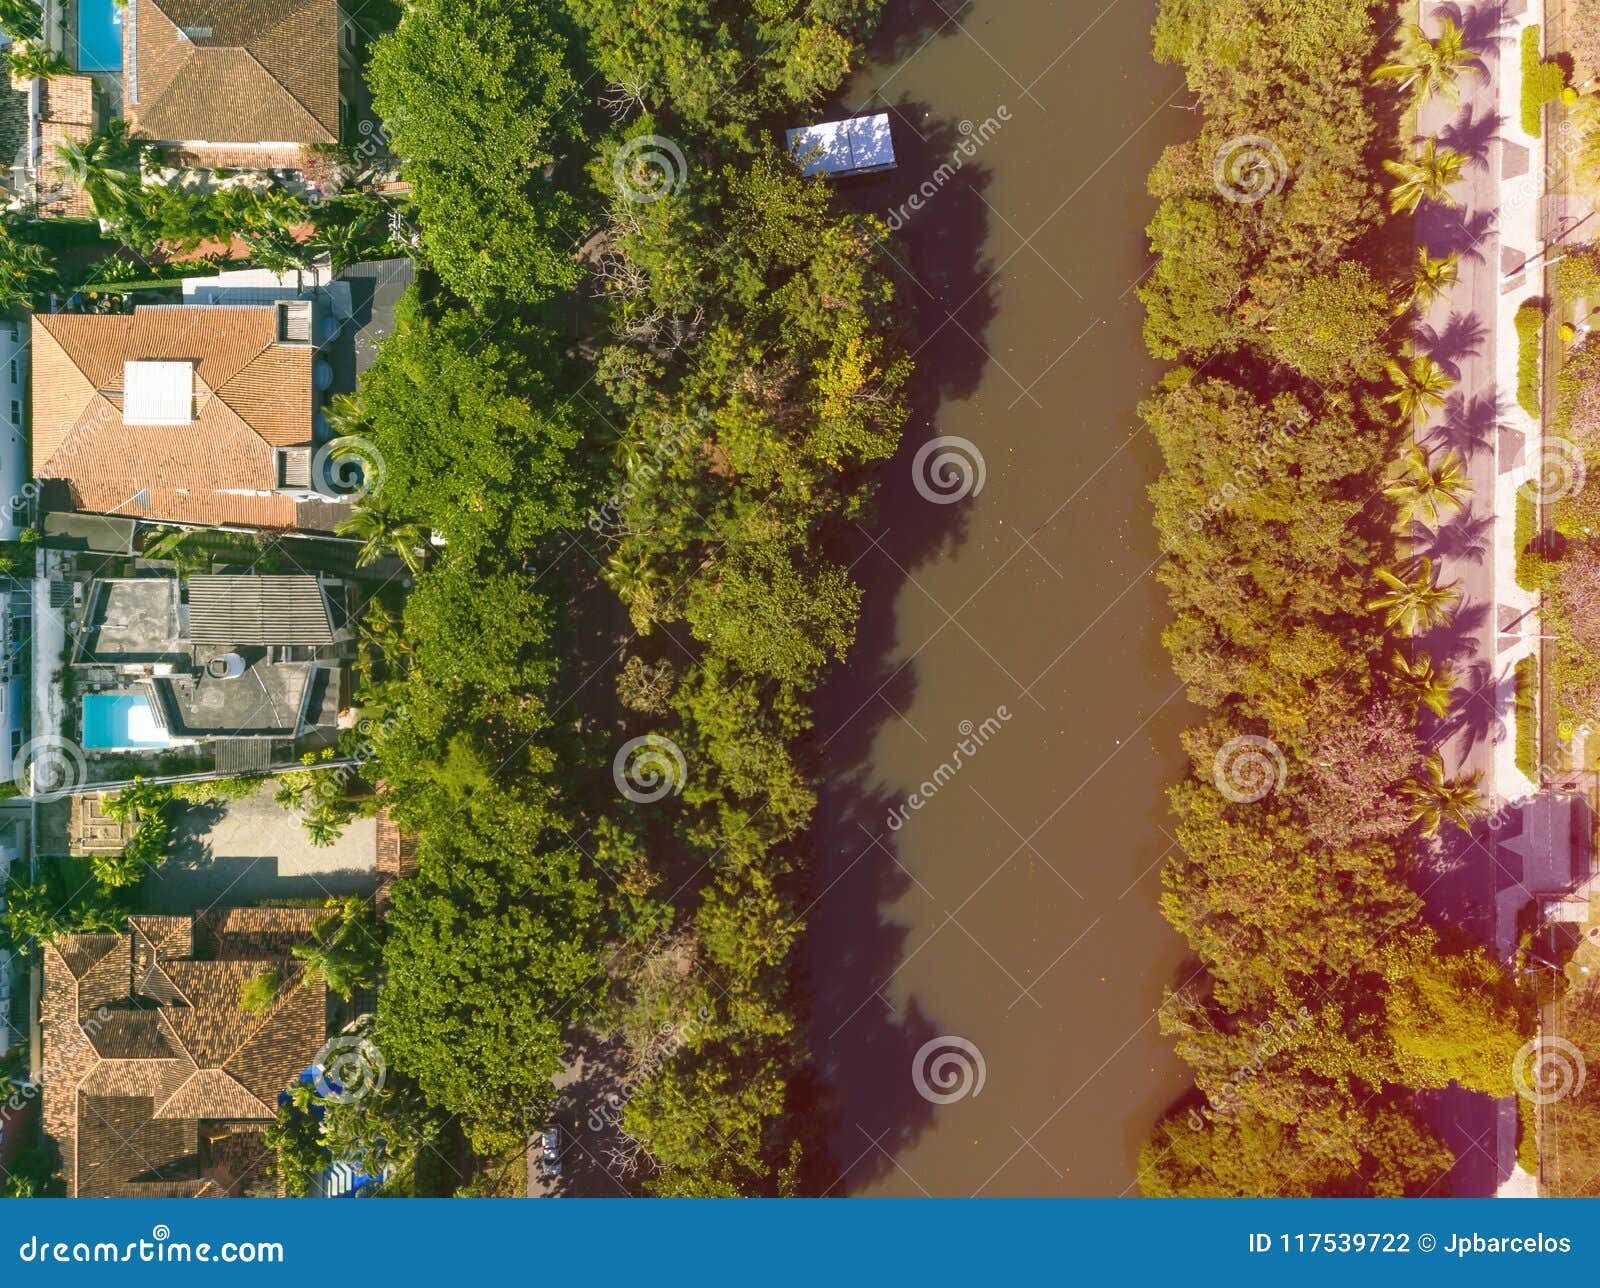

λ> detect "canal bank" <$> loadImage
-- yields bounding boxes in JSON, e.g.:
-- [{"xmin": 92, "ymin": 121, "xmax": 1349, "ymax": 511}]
[{"xmin": 803, "ymin": 0, "xmax": 1195, "ymax": 1195}]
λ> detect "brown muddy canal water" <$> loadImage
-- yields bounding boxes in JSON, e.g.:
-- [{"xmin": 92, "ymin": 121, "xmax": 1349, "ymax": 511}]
[{"xmin": 804, "ymin": 0, "xmax": 1195, "ymax": 1196}]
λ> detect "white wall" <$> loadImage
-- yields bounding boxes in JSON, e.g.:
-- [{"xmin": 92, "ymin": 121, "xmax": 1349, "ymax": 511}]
[{"xmin": 0, "ymin": 314, "xmax": 28, "ymax": 542}]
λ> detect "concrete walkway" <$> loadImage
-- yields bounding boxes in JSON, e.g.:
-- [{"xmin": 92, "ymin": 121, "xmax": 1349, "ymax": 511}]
[
  {"xmin": 1410, "ymin": 0, "xmax": 1546, "ymax": 1199},
  {"xmin": 1412, "ymin": 0, "xmax": 1540, "ymax": 824}
]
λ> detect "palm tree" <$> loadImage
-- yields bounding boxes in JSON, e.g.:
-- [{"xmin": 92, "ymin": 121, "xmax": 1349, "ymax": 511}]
[
  {"xmin": 1402, "ymin": 752, "xmax": 1485, "ymax": 836},
  {"xmin": 1383, "ymin": 444, "xmax": 1473, "ymax": 525},
  {"xmin": 1371, "ymin": 18, "xmax": 1482, "ymax": 105},
  {"xmin": 1368, "ymin": 557, "xmax": 1461, "ymax": 635},
  {"xmin": 1393, "ymin": 247, "xmax": 1460, "ymax": 316},
  {"xmin": 1392, "ymin": 650, "xmax": 1456, "ymax": 717},
  {"xmin": 301, "ymin": 812, "xmax": 343, "ymax": 849},
  {"xmin": 1383, "ymin": 351, "xmax": 1455, "ymax": 426},
  {"xmin": 308, "ymin": 210, "xmax": 381, "ymax": 273},
  {"xmin": 291, "ymin": 898, "xmax": 380, "ymax": 1000},
  {"xmin": 5, "ymin": 43, "xmax": 71, "ymax": 81},
  {"xmin": 55, "ymin": 122, "xmax": 139, "ymax": 218},
  {"xmin": 0, "ymin": 1, "xmax": 42, "ymax": 43},
  {"xmin": 1383, "ymin": 139, "xmax": 1468, "ymax": 214},
  {"xmin": 0, "ymin": 230, "xmax": 57, "ymax": 310},
  {"xmin": 323, "ymin": 392, "xmax": 366, "ymax": 438},
  {"xmin": 354, "ymin": 600, "xmax": 410, "ymax": 688},
  {"xmin": 336, "ymin": 492, "xmax": 428, "ymax": 574}
]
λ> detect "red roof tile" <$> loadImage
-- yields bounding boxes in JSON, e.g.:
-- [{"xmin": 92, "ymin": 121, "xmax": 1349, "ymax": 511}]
[
  {"xmin": 126, "ymin": 0, "xmax": 341, "ymax": 147},
  {"xmin": 40, "ymin": 909, "xmax": 327, "ymax": 1197},
  {"xmin": 31, "ymin": 305, "xmax": 340, "ymax": 530}
]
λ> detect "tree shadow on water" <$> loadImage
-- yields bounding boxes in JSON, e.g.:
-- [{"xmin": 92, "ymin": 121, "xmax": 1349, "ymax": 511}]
[
  {"xmin": 861, "ymin": 0, "xmax": 974, "ymax": 66},
  {"xmin": 795, "ymin": 99, "xmax": 1001, "ymax": 1194}
]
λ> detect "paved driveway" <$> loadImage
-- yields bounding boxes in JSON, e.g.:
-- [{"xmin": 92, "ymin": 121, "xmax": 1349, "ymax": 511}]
[{"xmin": 140, "ymin": 783, "xmax": 378, "ymax": 914}]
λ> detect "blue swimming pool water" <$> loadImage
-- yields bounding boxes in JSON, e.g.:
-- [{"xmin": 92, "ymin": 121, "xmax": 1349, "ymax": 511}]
[
  {"xmin": 82, "ymin": 693, "xmax": 173, "ymax": 750},
  {"xmin": 76, "ymin": 0, "xmax": 122, "ymax": 73}
]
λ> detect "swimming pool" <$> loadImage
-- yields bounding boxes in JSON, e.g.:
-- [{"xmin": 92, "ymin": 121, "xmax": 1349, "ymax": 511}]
[
  {"xmin": 82, "ymin": 694, "xmax": 174, "ymax": 750},
  {"xmin": 75, "ymin": 0, "xmax": 122, "ymax": 73}
]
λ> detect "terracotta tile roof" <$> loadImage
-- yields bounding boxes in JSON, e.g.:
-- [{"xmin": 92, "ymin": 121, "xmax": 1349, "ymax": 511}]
[
  {"xmin": 30, "ymin": 304, "xmax": 340, "ymax": 531},
  {"xmin": 127, "ymin": 0, "xmax": 340, "ymax": 147},
  {"xmin": 40, "ymin": 908, "xmax": 327, "ymax": 1197},
  {"xmin": 35, "ymin": 76, "xmax": 98, "ymax": 217},
  {"xmin": 41, "ymin": 76, "xmax": 96, "ymax": 128}
]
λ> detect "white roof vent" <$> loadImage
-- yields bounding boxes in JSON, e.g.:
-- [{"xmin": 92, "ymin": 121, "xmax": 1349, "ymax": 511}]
[
  {"xmin": 206, "ymin": 652, "xmax": 247, "ymax": 680},
  {"xmin": 123, "ymin": 361, "xmax": 195, "ymax": 425}
]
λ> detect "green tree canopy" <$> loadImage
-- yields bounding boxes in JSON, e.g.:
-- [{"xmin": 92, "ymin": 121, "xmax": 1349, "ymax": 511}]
[{"xmin": 366, "ymin": 0, "xmax": 585, "ymax": 304}]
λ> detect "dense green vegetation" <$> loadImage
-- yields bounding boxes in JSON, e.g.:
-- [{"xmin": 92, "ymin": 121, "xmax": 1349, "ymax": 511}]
[
  {"xmin": 341, "ymin": 0, "xmax": 899, "ymax": 1194},
  {"xmin": 366, "ymin": 0, "xmax": 585, "ymax": 306},
  {"xmin": 1516, "ymin": 480, "xmax": 1547, "ymax": 592},
  {"xmin": 0, "ymin": 857, "xmax": 125, "ymax": 953},
  {"xmin": 1515, "ymin": 655, "xmax": 1540, "ymax": 782},
  {"xmin": 1521, "ymin": 25, "xmax": 1565, "ymax": 138},
  {"xmin": 1138, "ymin": 0, "xmax": 1524, "ymax": 1196},
  {"xmin": 1540, "ymin": 251, "xmax": 1600, "ymax": 745},
  {"xmin": 1516, "ymin": 299, "xmax": 1545, "ymax": 418}
]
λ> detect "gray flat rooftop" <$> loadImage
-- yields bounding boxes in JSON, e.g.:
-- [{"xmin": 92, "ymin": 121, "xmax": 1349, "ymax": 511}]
[
  {"xmin": 152, "ymin": 653, "xmax": 333, "ymax": 740},
  {"xmin": 79, "ymin": 580, "xmax": 182, "ymax": 663},
  {"xmin": 341, "ymin": 259, "xmax": 417, "ymax": 379},
  {"xmin": 42, "ymin": 512, "xmax": 139, "ymax": 554}
]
